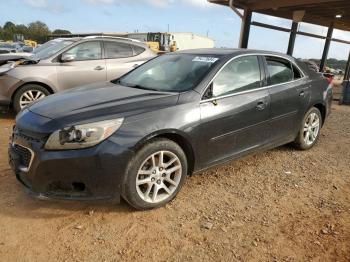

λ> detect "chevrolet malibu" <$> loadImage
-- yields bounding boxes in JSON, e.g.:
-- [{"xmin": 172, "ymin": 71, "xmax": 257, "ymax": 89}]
[{"xmin": 8, "ymin": 49, "xmax": 332, "ymax": 210}]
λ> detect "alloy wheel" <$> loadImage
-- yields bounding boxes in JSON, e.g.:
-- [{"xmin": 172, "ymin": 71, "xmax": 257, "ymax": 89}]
[
  {"xmin": 19, "ymin": 90, "xmax": 47, "ymax": 109},
  {"xmin": 303, "ymin": 112, "xmax": 320, "ymax": 146},
  {"xmin": 136, "ymin": 150, "xmax": 182, "ymax": 203}
]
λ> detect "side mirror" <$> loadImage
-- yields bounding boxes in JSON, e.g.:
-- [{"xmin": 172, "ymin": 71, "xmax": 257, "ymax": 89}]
[
  {"xmin": 61, "ymin": 53, "xmax": 75, "ymax": 63},
  {"xmin": 203, "ymin": 83, "xmax": 214, "ymax": 100}
]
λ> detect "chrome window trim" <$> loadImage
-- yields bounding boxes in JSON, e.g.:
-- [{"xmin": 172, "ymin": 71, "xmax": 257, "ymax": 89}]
[{"xmin": 200, "ymin": 53, "xmax": 307, "ymax": 103}]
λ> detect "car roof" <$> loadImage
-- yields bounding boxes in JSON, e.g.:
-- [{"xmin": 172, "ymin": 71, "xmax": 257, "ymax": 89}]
[{"xmin": 176, "ymin": 48, "xmax": 293, "ymax": 59}]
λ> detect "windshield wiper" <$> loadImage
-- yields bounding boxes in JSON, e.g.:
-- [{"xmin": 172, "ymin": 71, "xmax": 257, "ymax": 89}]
[
  {"xmin": 115, "ymin": 80, "xmax": 160, "ymax": 92},
  {"xmin": 128, "ymin": 84, "xmax": 160, "ymax": 92}
]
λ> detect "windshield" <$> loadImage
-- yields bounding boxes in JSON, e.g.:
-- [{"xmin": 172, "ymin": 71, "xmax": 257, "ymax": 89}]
[
  {"xmin": 31, "ymin": 40, "xmax": 74, "ymax": 60},
  {"xmin": 116, "ymin": 54, "xmax": 220, "ymax": 92}
]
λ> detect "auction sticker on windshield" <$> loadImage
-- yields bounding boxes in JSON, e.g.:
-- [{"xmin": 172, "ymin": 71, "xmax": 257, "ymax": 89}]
[{"xmin": 192, "ymin": 57, "xmax": 219, "ymax": 63}]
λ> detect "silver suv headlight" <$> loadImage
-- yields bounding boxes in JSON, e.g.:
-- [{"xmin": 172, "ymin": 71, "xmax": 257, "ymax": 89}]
[{"xmin": 45, "ymin": 119, "xmax": 124, "ymax": 150}]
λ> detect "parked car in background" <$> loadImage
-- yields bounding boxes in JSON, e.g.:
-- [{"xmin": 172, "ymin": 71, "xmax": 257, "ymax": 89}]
[
  {"xmin": 8, "ymin": 49, "xmax": 332, "ymax": 210},
  {"xmin": 0, "ymin": 42, "xmax": 18, "ymax": 54},
  {"xmin": 0, "ymin": 36, "xmax": 156, "ymax": 112},
  {"xmin": 300, "ymin": 59, "xmax": 319, "ymax": 72},
  {"xmin": 0, "ymin": 38, "xmax": 77, "ymax": 67}
]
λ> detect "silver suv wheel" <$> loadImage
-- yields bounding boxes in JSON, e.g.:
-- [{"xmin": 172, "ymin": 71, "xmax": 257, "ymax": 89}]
[{"xmin": 19, "ymin": 90, "xmax": 47, "ymax": 109}]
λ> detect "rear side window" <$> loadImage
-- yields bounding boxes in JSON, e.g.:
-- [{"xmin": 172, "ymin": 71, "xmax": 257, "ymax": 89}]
[
  {"xmin": 292, "ymin": 64, "xmax": 303, "ymax": 79},
  {"xmin": 133, "ymin": 45, "xmax": 146, "ymax": 55},
  {"xmin": 266, "ymin": 56, "xmax": 293, "ymax": 85},
  {"xmin": 105, "ymin": 41, "xmax": 133, "ymax": 58},
  {"xmin": 211, "ymin": 55, "xmax": 261, "ymax": 97}
]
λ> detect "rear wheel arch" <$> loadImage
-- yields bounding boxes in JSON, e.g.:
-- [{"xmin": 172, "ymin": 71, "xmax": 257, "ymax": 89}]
[
  {"xmin": 133, "ymin": 130, "xmax": 196, "ymax": 176},
  {"xmin": 312, "ymin": 103, "xmax": 326, "ymax": 126}
]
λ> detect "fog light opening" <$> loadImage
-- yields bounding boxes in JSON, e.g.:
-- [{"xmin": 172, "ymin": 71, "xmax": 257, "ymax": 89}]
[{"xmin": 72, "ymin": 182, "xmax": 86, "ymax": 192}]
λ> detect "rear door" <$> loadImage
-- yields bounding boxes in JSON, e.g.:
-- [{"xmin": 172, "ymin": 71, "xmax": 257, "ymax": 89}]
[
  {"xmin": 263, "ymin": 56, "xmax": 310, "ymax": 142},
  {"xmin": 198, "ymin": 55, "xmax": 271, "ymax": 167},
  {"xmin": 56, "ymin": 41, "xmax": 106, "ymax": 90},
  {"xmin": 104, "ymin": 40, "xmax": 147, "ymax": 80}
]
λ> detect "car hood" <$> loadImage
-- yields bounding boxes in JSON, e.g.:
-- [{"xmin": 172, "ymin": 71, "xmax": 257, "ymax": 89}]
[{"xmin": 28, "ymin": 81, "xmax": 180, "ymax": 125}]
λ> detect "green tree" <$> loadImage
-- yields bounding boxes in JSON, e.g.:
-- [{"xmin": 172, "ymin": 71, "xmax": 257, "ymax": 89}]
[
  {"xmin": 27, "ymin": 21, "xmax": 51, "ymax": 43},
  {"xmin": 52, "ymin": 29, "xmax": 71, "ymax": 35}
]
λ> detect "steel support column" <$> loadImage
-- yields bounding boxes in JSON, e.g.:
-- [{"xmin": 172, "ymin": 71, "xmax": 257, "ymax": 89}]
[
  {"xmin": 287, "ymin": 21, "xmax": 298, "ymax": 55},
  {"xmin": 239, "ymin": 9, "xmax": 252, "ymax": 48},
  {"xmin": 319, "ymin": 23, "xmax": 334, "ymax": 72},
  {"xmin": 344, "ymin": 51, "xmax": 350, "ymax": 80}
]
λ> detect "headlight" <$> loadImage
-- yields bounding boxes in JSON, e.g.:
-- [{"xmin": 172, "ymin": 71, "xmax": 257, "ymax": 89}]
[{"xmin": 45, "ymin": 118, "xmax": 124, "ymax": 150}]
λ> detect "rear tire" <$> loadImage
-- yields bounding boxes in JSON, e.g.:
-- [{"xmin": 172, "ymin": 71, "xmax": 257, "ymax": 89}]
[
  {"xmin": 122, "ymin": 138, "xmax": 187, "ymax": 210},
  {"xmin": 13, "ymin": 84, "xmax": 50, "ymax": 113},
  {"xmin": 293, "ymin": 107, "xmax": 322, "ymax": 150}
]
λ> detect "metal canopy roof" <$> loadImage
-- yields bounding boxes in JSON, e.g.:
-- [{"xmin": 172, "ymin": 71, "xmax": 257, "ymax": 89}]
[{"xmin": 209, "ymin": 0, "xmax": 350, "ymax": 31}]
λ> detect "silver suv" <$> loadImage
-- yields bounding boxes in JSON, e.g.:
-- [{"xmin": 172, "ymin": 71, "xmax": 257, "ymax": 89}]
[{"xmin": 0, "ymin": 36, "xmax": 156, "ymax": 112}]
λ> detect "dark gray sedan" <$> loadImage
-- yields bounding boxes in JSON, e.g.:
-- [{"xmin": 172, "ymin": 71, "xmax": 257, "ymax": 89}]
[{"xmin": 9, "ymin": 49, "xmax": 332, "ymax": 210}]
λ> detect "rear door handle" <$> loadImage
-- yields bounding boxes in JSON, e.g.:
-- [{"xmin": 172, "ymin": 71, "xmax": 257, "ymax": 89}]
[
  {"xmin": 299, "ymin": 91, "xmax": 305, "ymax": 97},
  {"xmin": 94, "ymin": 66, "xmax": 104, "ymax": 71},
  {"xmin": 256, "ymin": 101, "xmax": 266, "ymax": 111}
]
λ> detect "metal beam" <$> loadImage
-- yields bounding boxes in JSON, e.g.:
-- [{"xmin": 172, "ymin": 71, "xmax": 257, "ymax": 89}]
[
  {"xmin": 287, "ymin": 21, "xmax": 298, "ymax": 55},
  {"xmin": 297, "ymin": 30, "xmax": 326, "ymax": 40},
  {"xmin": 239, "ymin": 9, "xmax": 252, "ymax": 48},
  {"xmin": 246, "ymin": 0, "xmax": 341, "ymax": 10},
  {"xmin": 251, "ymin": 21, "xmax": 290, "ymax": 32},
  {"xmin": 320, "ymin": 23, "xmax": 334, "ymax": 72}
]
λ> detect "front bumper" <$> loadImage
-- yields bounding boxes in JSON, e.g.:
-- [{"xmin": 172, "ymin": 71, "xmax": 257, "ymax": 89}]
[
  {"xmin": 8, "ymin": 130, "xmax": 134, "ymax": 202},
  {"xmin": 0, "ymin": 74, "xmax": 23, "ymax": 106}
]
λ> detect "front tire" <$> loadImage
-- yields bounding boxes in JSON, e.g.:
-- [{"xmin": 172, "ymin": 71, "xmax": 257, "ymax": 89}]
[
  {"xmin": 122, "ymin": 138, "xmax": 187, "ymax": 210},
  {"xmin": 13, "ymin": 84, "xmax": 50, "ymax": 113},
  {"xmin": 293, "ymin": 107, "xmax": 322, "ymax": 150}
]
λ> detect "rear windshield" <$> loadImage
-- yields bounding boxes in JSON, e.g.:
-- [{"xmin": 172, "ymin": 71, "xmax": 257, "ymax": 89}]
[{"xmin": 116, "ymin": 54, "xmax": 221, "ymax": 92}]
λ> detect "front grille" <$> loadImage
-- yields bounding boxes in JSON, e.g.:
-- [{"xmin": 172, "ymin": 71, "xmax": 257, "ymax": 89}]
[{"xmin": 13, "ymin": 144, "xmax": 32, "ymax": 169}]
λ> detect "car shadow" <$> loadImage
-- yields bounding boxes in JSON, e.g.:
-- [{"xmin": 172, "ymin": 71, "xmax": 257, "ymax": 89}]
[
  {"xmin": 0, "ymin": 111, "xmax": 15, "ymax": 120},
  {"xmin": 0, "ymin": 190, "xmax": 135, "ymax": 219}
]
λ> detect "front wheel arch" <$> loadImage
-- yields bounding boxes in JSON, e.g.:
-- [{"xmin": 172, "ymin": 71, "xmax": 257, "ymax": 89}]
[
  {"xmin": 133, "ymin": 130, "xmax": 195, "ymax": 176},
  {"xmin": 12, "ymin": 83, "xmax": 53, "ymax": 112},
  {"xmin": 12, "ymin": 82, "xmax": 54, "ymax": 103}
]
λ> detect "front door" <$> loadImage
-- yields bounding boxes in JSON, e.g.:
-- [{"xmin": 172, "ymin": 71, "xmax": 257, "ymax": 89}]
[
  {"xmin": 198, "ymin": 55, "xmax": 271, "ymax": 167},
  {"xmin": 56, "ymin": 41, "xmax": 106, "ymax": 91}
]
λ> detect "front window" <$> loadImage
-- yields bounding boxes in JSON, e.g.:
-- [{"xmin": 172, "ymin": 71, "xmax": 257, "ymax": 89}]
[
  {"xmin": 210, "ymin": 55, "xmax": 261, "ymax": 97},
  {"xmin": 63, "ymin": 41, "xmax": 102, "ymax": 61},
  {"xmin": 116, "ymin": 54, "xmax": 221, "ymax": 92}
]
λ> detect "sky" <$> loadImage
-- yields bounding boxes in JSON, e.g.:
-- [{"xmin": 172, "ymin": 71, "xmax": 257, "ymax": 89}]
[{"xmin": 1, "ymin": 0, "xmax": 350, "ymax": 60}]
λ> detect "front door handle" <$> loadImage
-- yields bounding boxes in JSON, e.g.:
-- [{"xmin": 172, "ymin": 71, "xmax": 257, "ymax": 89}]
[
  {"xmin": 256, "ymin": 101, "xmax": 266, "ymax": 111},
  {"xmin": 94, "ymin": 66, "xmax": 104, "ymax": 71},
  {"xmin": 299, "ymin": 91, "xmax": 305, "ymax": 97}
]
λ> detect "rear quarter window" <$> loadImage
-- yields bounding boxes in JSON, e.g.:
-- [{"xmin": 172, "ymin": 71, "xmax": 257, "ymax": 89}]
[{"xmin": 133, "ymin": 45, "xmax": 146, "ymax": 55}]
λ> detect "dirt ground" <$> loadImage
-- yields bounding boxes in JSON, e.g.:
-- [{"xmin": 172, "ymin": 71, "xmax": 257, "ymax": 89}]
[{"xmin": 0, "ymin": 105, "xmax": 350, "ymax": 262}]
